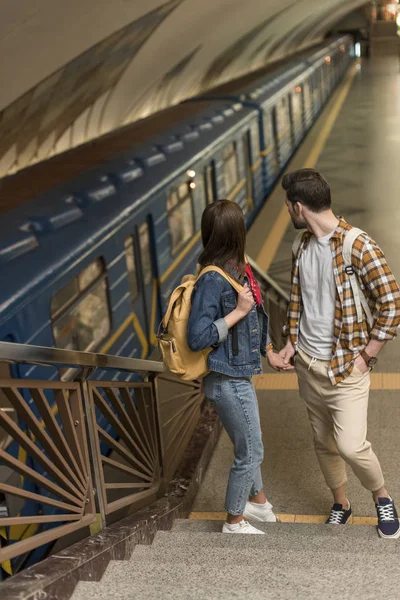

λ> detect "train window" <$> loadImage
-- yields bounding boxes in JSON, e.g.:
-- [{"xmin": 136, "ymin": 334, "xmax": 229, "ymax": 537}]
[
  {"xmin": 242, "ymin": 131, "xmax": 252, "ymax": 213},
  {"xmin": 50, "ymin": 279, "xmax": 79, "ymax": 316},
  {"xmin": 139, "ymin": 223, "xmax": 152, "ymax": 285},
  {"xmin": 222, "ymin": 142, "xmax": 239, "ymax": 195},
  {"xmin": 204, "ymin": 163, "xmax": 216, "ymax": 205},
  {"xmin": 303, "ymin": 81, "xmax": 311, "ymax": 110},
  {"xmin": 264, "ymin": 112, "xmax": 274, "ymax": 148},
  {"xmin": 167, "ymin": 184, "xmax": 194, "ymax": 256},
  {"xmin": 51, "ymin": 258, "xmax": 110, "ymax": 352},
  {"xmin": 251, "ymin": 122, "xmax": 261, "ymax": 157},
  {"xmin": 124, "ymin": 237, "xmax": 139, "ymax": 301},
  {"xmin": 277, "ymin": 96, "xmax": 289, "ymax": 135},
  {"xmin": 291, "ymin": 87, "xmax": 303, "ymax": 127},
  {"xmin": 178, "ymin": 183, "xmax": 188, "ymax": 199},
  {"xmin": 79, "ymin": 260, "xmax": 103, "ymax": 290},
  {"xmin": 167, "ymin": 190, "xmax": 179, "ymax": 210}
]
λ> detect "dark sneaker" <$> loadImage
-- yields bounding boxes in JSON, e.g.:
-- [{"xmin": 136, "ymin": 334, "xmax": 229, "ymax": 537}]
[
  {"xmin": 326, "ymin": 502, "xmax": 352, "ymax": 525},
  {"xmin": 376, "ymin": 497, "xmax": 400, "ymax": 539}
]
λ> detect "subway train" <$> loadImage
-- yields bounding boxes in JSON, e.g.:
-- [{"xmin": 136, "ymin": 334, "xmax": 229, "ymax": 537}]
[
  {"xmin": 0, "ymin": 36, "xmax": 353, "ymax": 380},
  {"xmin": 0, "ymin": 35, "xmax": 353, "ymax": 572}
]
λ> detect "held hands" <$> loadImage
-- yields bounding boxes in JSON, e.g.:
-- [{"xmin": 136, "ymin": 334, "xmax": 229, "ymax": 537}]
[
  {"xmin": 267, "ymin": 341, "xmax": 295, "ymax": 372},
  {"xmin": 237, "ymin": 283, "xmax": 255, "ymax": 316}
]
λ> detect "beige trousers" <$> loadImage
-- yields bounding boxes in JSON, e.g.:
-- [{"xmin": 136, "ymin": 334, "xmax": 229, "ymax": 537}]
[{"xmin": 295, "ymin": 347, "xmax": 384, "ymax": 492}]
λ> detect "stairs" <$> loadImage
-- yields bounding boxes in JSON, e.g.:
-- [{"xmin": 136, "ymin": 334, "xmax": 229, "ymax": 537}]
[
  {"xmin": 370, "ymin": 19, "xmax": 400, "ymax": 57},
  {"xmin": 71, "ymin": 519, "xmax": 400, "ymax": 599}
]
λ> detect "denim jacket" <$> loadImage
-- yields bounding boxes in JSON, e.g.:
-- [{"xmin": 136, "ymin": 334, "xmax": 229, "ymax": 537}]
[{"xmin": 187, "ymin": 270, "xmax": 269, "ymax": 377}]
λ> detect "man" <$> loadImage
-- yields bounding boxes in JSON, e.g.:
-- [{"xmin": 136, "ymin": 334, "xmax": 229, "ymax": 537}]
[{"xmin": 268, "ymin": 168, "xmax": 400, "ymax": 539}]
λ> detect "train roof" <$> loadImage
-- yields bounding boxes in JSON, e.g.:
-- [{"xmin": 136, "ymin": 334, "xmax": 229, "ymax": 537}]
[
  {"xmin": 246, "ymin": 61, "xmax": 309, "ymax": 105},
  {"xmin": 198, "ymin": 36, "xmax": 352, "ymax": 107},
  {"xmin": 0, "ymin": 99, "xmax": 257, "ymax": 322}
]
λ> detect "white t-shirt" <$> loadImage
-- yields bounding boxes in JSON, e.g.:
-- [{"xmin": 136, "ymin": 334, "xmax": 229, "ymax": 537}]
[{"xmin": 298, "ymin": 230, "xmax": 336, "ymax": 360}]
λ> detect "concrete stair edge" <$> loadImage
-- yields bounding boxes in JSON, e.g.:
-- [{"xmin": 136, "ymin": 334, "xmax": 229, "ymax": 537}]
[{"xmin": 69, "ymin": 560, "xmax": 390, "ymax": 600}]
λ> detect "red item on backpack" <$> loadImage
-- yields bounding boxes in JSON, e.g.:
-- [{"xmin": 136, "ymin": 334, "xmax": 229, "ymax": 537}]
[{"xmin": 245, "ymin": 263, "xmax": 261, "ymax": 307}]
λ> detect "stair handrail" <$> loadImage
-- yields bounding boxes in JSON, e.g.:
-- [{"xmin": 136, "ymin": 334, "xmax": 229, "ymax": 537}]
[
  {"xmin": 0, "ymin": 341, "xmax": 164, "ymax": 375},
  {"xmin": 246, "ymin": 255, "xmax": 290, "ymax": 303}
]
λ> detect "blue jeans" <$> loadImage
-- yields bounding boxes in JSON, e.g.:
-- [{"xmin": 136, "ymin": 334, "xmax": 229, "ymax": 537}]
[{"xmin": 203, "ymin": 372, "xmax": 264, "ymax": 515}]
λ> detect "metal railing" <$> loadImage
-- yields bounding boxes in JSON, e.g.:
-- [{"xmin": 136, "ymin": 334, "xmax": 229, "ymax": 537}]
[
  {"xmin": 0, "ymin": 342, "xmax": 204, "ymax": 570},
  {"xmin": 247, "ymin": 255, "xmax": 289, "ymax": 351}
]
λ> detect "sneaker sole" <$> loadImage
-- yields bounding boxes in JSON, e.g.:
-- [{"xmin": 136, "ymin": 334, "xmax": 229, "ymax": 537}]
[
  {"xmin": 222, "ymin": 529, "xmax": 265, "ymax": 535},
  {"xmin": 378, "ymin": 527, "xmax": 400, "ymax": 540}
]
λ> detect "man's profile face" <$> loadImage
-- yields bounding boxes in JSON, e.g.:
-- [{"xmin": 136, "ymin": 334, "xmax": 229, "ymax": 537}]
[{"xmin": 285, "ymin": 199, "xmax": 307, "ymax": 230}]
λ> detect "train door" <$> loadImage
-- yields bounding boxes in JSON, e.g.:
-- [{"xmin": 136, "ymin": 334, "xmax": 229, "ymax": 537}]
[
  {"xmin": 125, "ymin": 219, "xmax": 156, "ymax": 356},
  {"xmin": 303, "ymin": 79, "xmax": 312, "ymax": 129},
  {"xmin": 271, "ymin": 106, "xmax": 280, "ymax": 167},
  {"xmin": 290, "ymin": 85, "xmax": 304, "ymax": 146},
  {"xmin": 242, "ymin": 130, "xmax": 253, "ymax": 212}
]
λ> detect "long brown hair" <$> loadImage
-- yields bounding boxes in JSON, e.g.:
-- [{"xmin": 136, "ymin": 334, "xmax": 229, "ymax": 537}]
[{"xmin": 198, "ymin": 200, "xmax": 246, "ymax": 276}]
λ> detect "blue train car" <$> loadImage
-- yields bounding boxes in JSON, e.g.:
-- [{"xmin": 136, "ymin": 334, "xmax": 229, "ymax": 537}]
[
  {"xmin": 0, "ymin": 101, "xmax": 262, "ymax": 369},
  {"xmin": 195, "ymin": 36, "xmax": 353, "ymax": 196}
]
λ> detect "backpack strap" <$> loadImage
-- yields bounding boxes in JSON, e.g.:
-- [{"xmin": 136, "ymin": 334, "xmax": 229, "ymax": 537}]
[
  {"xmin": 197, "ymin": 267, "xmax": 244, "ymax": 357},
  {"xmin": 292, "ymin": 231, "xmax": 306, "ymax": 256},
  {"xmin": 162, "ymin": 267, "xmax": 244, "ymax": 330},
  {"xmin": 197, "ymin": 266, "xmax": 244, "ymax": 294},
  {"xmin": 161, "ymin": 284, "xmax": 187, "ymax": 328},
  {"xmin": 342, "ymin": 227, "xmax": 374, "ymax": 328}
]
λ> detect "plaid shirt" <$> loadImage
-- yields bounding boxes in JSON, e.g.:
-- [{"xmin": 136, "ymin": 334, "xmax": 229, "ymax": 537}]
[{"xmin": 287, "ymin": 218, "xmax": 400, "ymax": 384}]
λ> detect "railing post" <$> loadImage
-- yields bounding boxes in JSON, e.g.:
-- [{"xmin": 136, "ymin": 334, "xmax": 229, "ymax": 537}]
[
  {"xmin": 149, "ymin": 373, "xmax": 166, "ymax": 495},
  {"xmin": 77, "ymin": 371, "xmax": 107, "ymax": 533}
]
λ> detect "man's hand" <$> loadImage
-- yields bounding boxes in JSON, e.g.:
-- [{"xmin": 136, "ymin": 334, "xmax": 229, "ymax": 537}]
[
  {"xmin": 267, "ymin": 348, "xmax": 295, "ymax": 371},
  {"xmin": 278, "ymin": 341, "xmax": 296, "ymax": 370},
  {"xmin": 354, "ymin": 354, "xmax": 369, "ymax": 375}
]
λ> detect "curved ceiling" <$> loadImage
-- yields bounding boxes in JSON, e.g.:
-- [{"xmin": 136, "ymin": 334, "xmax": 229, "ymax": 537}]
[{"xmin": 0, "ymin": 0, "xmax": 368, "ymax": 178}]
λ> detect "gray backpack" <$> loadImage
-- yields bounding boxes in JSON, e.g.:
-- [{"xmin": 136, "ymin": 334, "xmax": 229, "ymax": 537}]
[{"xmin": 292, "ymin": 227, "xmax": 373, "ymax": 328}]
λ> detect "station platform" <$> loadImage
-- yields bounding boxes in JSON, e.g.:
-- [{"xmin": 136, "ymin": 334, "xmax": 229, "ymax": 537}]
[{"xmin": 191, "ymin": 55, "xmax": 400, "ymax": 522}]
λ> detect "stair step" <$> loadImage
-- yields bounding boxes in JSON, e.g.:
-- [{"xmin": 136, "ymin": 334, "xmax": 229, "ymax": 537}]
[
  {"xmin": 70, "ymin": 582, "xmax": 300, "ymax": 600},
  {"xmin": 172, "ymin": 519, "xmax": 378, "ymax": 537},
  {"xmin": 152, "ymin": 527, "xmax": 399, "ymax": 553},
  {"xmin": 70, "ymin": 582, "xmax": 98, "ymax": 600},
  {"xmin": 69, "ymin": 580, "xmax": 340, "ymax": 600},
  {"xmin": 125, "ymin": 543, "xmax": 398, "ymax": 568},
  {"xmin": 70, "ymin": 561, "xmax": 390, "ymax": 600}
]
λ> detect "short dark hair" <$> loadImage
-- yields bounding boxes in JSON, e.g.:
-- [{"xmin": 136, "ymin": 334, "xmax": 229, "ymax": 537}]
[
  {"xmin": 199, "ymin": 200, "xmax": 246, "ymax": 275},
  {"xmin": 282, "ymin": 169, "xmax": 331, "ymax": 212}
]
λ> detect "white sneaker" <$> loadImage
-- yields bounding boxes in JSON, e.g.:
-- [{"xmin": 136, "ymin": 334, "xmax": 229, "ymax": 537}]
[
  {"xmin": 222, "ymin": 519, "xmax": 265, "ymax": 535},
  {"xmin": 243, "ymin": 500, "xmax": 278, "ymax": 523}
]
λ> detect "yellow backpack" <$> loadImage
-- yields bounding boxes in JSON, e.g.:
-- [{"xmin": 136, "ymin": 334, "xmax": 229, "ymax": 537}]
[{"xmin": 158, "ymin": 266, "xmax": 243, "ymax": 381}]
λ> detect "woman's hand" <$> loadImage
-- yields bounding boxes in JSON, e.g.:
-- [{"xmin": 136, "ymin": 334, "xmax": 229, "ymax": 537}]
[
  {"xmin": 268, "ymin": 348, "xmax": 295, "ymax": 371},
  {"xmin": 237, "ymin": 283, "xmax": 255, "ymax": 317}
]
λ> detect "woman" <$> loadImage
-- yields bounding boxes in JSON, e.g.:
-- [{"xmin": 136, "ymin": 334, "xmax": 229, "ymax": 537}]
[{"xmin": 187, "ymin": 199, "xmax": 277, "ymax": 535}]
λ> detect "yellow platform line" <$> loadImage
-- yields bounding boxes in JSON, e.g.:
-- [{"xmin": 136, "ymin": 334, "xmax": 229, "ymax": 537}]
[
  {"xmin": 256, "ymin": 62, "xmax": 359, "ymax": 272},
  {"xmin": 189, "ymin": 511, "xmax": 377, "ymax": 526},
  {"xmin": 253, "ymin": 372, "xmax": 400, "ymax": 390}
]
